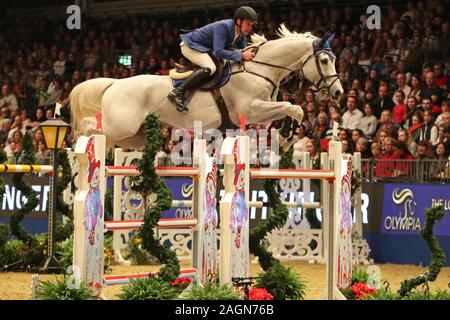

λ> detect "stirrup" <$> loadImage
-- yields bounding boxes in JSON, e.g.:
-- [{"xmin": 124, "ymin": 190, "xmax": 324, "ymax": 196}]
[{"xmin": 176, "ymin": 104, "xmax": 189, "ymax": 112}]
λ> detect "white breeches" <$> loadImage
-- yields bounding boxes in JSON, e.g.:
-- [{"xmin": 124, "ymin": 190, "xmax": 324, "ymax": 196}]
[{"xmin": 180, "ymin": 43, "xmax": 217, "ymax": 75}]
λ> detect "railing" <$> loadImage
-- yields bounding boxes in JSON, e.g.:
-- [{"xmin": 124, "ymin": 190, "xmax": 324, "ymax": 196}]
[{"xmin": 361, "ymin": 159, "xmax": 450, "ymax": 184}]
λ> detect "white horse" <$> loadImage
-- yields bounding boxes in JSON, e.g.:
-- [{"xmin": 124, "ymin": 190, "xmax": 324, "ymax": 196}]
[{"xmin": 70, "ymin": 25, "xmax": 343, "ymax": 150}]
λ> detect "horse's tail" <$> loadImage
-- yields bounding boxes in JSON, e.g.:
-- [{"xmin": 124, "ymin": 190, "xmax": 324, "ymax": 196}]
[{"xmin": 70, "ymin": 78, "xmax": 117, "ymax": 138}]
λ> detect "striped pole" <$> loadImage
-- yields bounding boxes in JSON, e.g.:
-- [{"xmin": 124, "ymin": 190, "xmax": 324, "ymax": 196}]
[
  {"xmin": 248, "ymin": 201, "xmax": 321, "ymax": 209},
  {"xmin": 106, "ymin": 166, "xmax": 200, "ymax": 177},
  {"xmin": 104, "ymin": 218, "xmax": 198, "ymax": 231},
  {"xmin": 250, "ymin": 168, "xmax": 335, "ymax": 180},
  {"xmin": 0, "ymin": 164, "xmax": 53, "ymax": 173},
  {"xmin": 103, "ymin": 268, "xmax": 197, "ymax": 286}
]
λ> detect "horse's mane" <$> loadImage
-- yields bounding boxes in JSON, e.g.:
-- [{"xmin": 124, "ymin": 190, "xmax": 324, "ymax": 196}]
[{"xmin": 249, "ymin": 23, "xmax": 317, "ymax": 45}]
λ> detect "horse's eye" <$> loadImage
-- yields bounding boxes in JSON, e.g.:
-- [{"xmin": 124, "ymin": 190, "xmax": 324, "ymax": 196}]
[{"xmin": 321, "ymin": 59, "xmax": 328, "ymax": 64}]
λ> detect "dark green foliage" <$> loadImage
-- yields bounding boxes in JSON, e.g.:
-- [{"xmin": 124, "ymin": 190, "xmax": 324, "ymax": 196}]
[
  {"xmin": 55, "ymin": 239, "xmax": 73, "ymax": 270},
  {"xmin": 0, "ymin": 223, "xmax": 9, "ymax": 248},
  {"xmin": 0, "ymin": 240, "xmax": 24, "ymax": 267},
  {"xmin": 9, "ymin": 133, "xmax": 39, "ymax": 246},
  {"xmin": 249, "ymin": 149, "xmax": 292, "ymax": 271},
  {"xmin": 54, "ymin": 150, "xmax": 73, "ymax": 241},
  {"xmin": 130, "ymin": 113, "xmax": 179, "ymax": 283},
  {"xmin": 0, "ymin": 147, "xmax": 6, "ymax": 204},
  {"xmin": 366, "ymin": 288, "xmax": 450, "ymax": 300},
  {"xmin": 118, "ymin": 277, "xmax": 179, "ymax": 300},
  {"xmin": 256, "ymin": 263, "xmax": 306, "ymax": 300},
  {"xmin": 352, "ymin": 267, "xmax": 370, "ymax": 284},
  {"xmin": 398, "ymin": 205, "xmax": 446, "ymax": 297},
  {"xmin": 184, "ymin": 281, "xmax": 242, "ymax": 300},
  {"xmin": 365, "ymin": 288, "xmax": 400, "ymax": 300},
  {"xmin": 35, "ymin": 276, "xmax": 95, "ymax": 300}
]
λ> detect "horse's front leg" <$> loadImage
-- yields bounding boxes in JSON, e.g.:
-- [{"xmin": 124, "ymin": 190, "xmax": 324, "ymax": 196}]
[{"xmin": 250, "ymin": 99, "xmax": 303, "ymax": 124}]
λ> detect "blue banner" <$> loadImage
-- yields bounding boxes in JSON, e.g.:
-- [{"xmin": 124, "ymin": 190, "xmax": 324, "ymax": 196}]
[{"xmin": 381, "ymin": 183, "xmax": 450, "ymax": 236}]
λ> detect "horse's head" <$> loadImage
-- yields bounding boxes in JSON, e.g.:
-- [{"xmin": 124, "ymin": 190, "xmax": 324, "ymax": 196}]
[{"xmin": 300, "ymin": 32, "xmax": 343, "ymax": 101}]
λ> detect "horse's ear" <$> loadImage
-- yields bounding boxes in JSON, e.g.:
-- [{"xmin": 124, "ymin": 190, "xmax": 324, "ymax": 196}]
[
  {"xmin": 314, "ymin": 31, "xmax": 331, "ymax": 51},
  {"xmin": 327, "ymin": 32, "xmax": 335, "ymax": 46}
]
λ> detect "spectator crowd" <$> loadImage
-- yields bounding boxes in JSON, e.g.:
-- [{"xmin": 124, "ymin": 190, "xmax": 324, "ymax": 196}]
[{"xmin": 0, "ymin": 1, "xmax": 449, "ymax": 179}]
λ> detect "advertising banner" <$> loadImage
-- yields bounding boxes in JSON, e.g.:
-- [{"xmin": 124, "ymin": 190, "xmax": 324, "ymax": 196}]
[{"xmin": 381, "ymin": 183, "xmax": 450, "ymax": 237}]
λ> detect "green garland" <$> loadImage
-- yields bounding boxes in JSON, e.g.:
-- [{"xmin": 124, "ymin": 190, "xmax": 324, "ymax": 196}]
[
  {"xmin": 249, "ymin": 148, "xmax": 293, "ymax": 271},
  {"xmin": 0, "ymin": 147, "xmax": 6, "ymax": 203},
  {"xmin": 130, "ymin": 113, "xmax": 179, "ymax": 283},
  {"xmin": 9, "ymin": 133, "xmax": 39, "ymax": 245},
  {"xmin": 54, "ymin": 150, "xmax": 73, "ymax": 241},
  {"xmin": 0, "ymin": 148, "xmax": 6, "ymax": 251},
  {"xmin": 398, "ymin": 205, "xmax": 446, "ymax": 297}
]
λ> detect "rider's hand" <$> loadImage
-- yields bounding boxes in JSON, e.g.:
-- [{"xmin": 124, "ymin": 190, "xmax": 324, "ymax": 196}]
[{"xmin": 242, "ymin": 51, "xmax": 255, "ymax": 61}]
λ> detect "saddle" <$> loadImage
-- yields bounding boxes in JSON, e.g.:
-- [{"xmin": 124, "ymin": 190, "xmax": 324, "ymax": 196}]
[
  {"xmin": 169, "ymin": 54, "xmax": 231, "ymax": 90},
  {"xmin": 168, "ymin": 54, "xmax": 235, "ymax": 131}
]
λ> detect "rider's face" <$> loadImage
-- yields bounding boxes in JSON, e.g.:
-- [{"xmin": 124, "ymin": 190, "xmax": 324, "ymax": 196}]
[{"xmin": 238, "ymin": 19, "xmax": 254, "ymax": 36}]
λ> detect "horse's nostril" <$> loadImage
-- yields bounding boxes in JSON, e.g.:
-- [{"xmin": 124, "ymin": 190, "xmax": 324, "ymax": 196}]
[{"xmin": 335, "ymin": 90, "xmax": 341, "ymax": 97}]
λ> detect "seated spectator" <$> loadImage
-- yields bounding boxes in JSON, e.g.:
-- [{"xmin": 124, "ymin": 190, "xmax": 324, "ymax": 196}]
[
  {"xmin": 395, "ymin": 73, "xmax": 411, "ymax": 101},
  {"xmin": 53, "ymin": 51, "xmax": 67, "ymax": 77},
  {"xmin": 0, "ymin": 119, "xmax": 12, "ymax": 148},
  {"xmin": 7, "ymin": 115, "xmax": 26, "ymax": 140},
  {"xmin": 35, "ymin": 140, "xmax": 51, "ymax": 164},
  {"xmin": 360, "ymin": 103, "xmax": 377, "ymax": 139},
  {"xmin": 312, "ymin": 112, "xmax": 328, "ymax": 141},
  {"xmin": 373, "ymin": 84, "xmax": 394, "ymax": 117},
  {"xmin": 44, "ymin": 78, "xmax": 63, "ymax": 107},
  {"xmin": 351, "ymin": 129, "xmax": 364, "ymax": 145},
  {"xmin": 0, "ymin": 107, "xmax": 10, "ymax": 122},
  {"xmin": 391, "ymin": 139, "xmax": 415, "ymax": 177},
  {"xmin": 408, "ymin": 74, "xmax": 422, "ymax": 101},
  {"xmin": 417, "ymin": 140, "xmax": 434, "ymax": 160},
  {"xmin": 421, "ymin": 72, "xmax": 442, "ymax": 103},
  {"xmin": 0, "ymin": 84, "xmax": 18, "ymax": 110},
  {"xmin": 304, "ymin": 102, "xmax": 317, "ymax": 128},
  {"xmin": 355, "ymin": 137, "xmax": 371, "ymax": 159},
  {"xmin": 341, "ymin": 138, "xmax": 352, "ymax": 155},
  {"xmin": 305, "ymin": 139, "xmax": 320, "ymax": 168},
  {"xmin": 392, "ymin": 90, "xmax": 408, "ymax": 125},
  {"xmin": 443, "ymin": 125, "xmax": 450, "ymax": 156},
  {"xmin": 409, "ymin": 111, "xmax": 424, "ymax": 143},
  {"xmin": 31, "ymin": 126, "xmax": 44, "ymax": 144},
  {"xmin": 293, "ymin": 124, "xmax": 309, "ymax": 158},
  {"xmin": 20, "ymin": 110, "xmax": 32, "ymax": 129},
  {"xmin": 432, "ymin": 142, "xmax": 450, "ymax": 179},
  {"xmin": 398, "ymin": 128, "xmax": 418, "ymax": 157},
  {"xmin": 370, "ymin": 141, "xmax": 382, "ymax": 159},
  {"xmin": 419, "ymin": 110, "xmax": 439, "ymax": 146},
  {"xmin": 404, "ymin": 96, "xmax": 419, "ymax": 128},
  {"xmin": 342, "ymin": 95, "xmax": 363, "ymax": 130},
  {"xmin": 433, "ymin": 62, "xmax": 448, "ymax": 89},
  {"xmin": 435, "ymin": 100, "xmax": 450, "ymax": 126},
  {"xmin": 377, "ymin": 110, "xmax": 399, "ymax": 137},
  {"xmin": 375, "ymin": 136, "xmax": 396, "ymax": 178}
]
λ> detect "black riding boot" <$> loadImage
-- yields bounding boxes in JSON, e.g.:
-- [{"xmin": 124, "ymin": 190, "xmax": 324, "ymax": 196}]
[{"xmin": 168, "ymin": 67, "xmax": 211, "ymax": 112}]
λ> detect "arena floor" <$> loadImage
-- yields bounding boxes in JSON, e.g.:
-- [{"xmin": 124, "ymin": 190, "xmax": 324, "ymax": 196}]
[{"xmin": 1, "ymin": 261, "xmax": 449, "ymax": 300}]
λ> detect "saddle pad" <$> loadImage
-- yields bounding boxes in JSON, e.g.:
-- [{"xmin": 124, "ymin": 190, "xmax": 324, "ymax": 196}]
[{"xmin": 171, "ymin": 60, "xmax": 232, "ymax": 90}]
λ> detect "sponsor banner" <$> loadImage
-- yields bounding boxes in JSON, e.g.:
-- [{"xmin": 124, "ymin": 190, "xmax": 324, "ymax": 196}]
[
  {"xmin": 0, "ymin": 175, "xmax": 50, "ymax": 218},
  {"xmin": 381, "ymin": 183, "xmax": 450, "ymax": 236}
]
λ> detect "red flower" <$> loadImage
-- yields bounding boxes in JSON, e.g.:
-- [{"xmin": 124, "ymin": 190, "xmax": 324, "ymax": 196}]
[
  {"xmin": 171, "ymin": 277, "xmax": 191, "ymax": 287},
  {"xmin": 249, "ymin": 288, "xmax": 274, "ymax": 300},
  {"xmin": 350, "ymin": 282, "xmax": 376, "ymax": 299}
]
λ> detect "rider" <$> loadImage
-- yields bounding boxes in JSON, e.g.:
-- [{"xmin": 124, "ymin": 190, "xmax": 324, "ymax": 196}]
[{"xmin": 168, "ymin": 6, "xmax": 257, "ymax": 112}]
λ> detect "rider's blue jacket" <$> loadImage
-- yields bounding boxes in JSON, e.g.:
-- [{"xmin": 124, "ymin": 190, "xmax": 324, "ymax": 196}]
[{"xmin": 180, "ymin": 19, "xmax": 247, "ymax": 62}]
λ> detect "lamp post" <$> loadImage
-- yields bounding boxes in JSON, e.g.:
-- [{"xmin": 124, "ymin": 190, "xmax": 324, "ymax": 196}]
[{"xmin": 38, "ymin": 119, "xmax": 70, "ymax": 273}]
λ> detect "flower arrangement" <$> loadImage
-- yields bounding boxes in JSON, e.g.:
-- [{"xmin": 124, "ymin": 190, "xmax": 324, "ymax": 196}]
[
  {"xmin": 248, "ymin": 287, "xmax": 274, "ymax": 300},
  {"xmin": 349, "ymin": 282, "xmax": 376, "ymax": 299}
]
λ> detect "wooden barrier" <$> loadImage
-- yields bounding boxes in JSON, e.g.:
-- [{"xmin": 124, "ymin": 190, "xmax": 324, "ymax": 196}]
[{"xmin": 72, "ymin": 135, "xmax": 218, "ymax": 296}]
